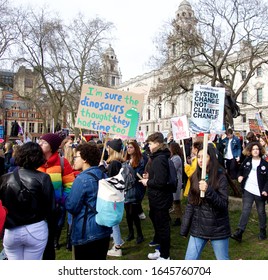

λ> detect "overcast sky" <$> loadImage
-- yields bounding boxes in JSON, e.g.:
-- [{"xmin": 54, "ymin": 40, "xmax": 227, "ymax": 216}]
[{"xmin": 13, "ymin": 0, "xmax": 186, "ymax": 82}]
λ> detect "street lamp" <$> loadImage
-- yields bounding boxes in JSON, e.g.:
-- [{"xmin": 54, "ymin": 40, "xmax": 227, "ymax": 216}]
[{"xmin": 157, "ymin": 102, "xmax": 162, "ymax": 131}]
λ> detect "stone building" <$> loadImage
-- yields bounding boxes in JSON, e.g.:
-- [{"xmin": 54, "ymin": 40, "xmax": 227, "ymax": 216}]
[{"xmin": 113, "ymin": 0, "xmax": 268, "ymax": 138}]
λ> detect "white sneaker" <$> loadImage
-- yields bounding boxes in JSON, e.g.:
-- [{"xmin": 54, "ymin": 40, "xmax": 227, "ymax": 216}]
[
  {"xmin": 148, "ymin": 249, "xmax": 160, "ymax": 260},
  {"xmin": 139, "ymin": 212, "xmax": 146, "ymax": 220},
  {"xmin": 107, "ymin": 245, "xmax": 122, "ymax": 257},
  {"xmin": 156, "ymin": 256, "xmax": 170, "ymax": 260}
]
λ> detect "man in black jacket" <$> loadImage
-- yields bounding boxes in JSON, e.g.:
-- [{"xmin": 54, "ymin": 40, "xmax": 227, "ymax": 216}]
[{"xmin": 139, "ymin": 132, "xmax": 173, "ymax": 260}]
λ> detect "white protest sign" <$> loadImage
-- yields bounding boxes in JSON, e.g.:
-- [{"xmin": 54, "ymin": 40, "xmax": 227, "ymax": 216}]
[
  {"xmin": 171, "ymin": 115, "xmax": 190, "ymax": 141},
  {"xmin": 190, "ymin": 84, "xmax": 225, "ymax": 133}
]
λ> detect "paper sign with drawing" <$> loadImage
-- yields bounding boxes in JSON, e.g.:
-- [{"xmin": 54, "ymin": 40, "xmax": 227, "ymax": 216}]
[{"xmin": 75, "ymin": 84, "xmax": 144, "ymax": 138}]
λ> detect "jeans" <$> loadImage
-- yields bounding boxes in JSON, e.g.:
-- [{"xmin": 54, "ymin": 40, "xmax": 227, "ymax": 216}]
[
  {"xmin": 112, "ymin": 224, "xmax": 124, "ymax": 246},
  {"xmin": 185, "ymin": 236, "xmax": 229, "ymax": 260},
  {"xmin": 3, "ymin": 220, "xmax": 48, "ymax": 260},
  {"xmin": 238, "ymin": 190, "xmax": 266, "ymax": 231}
]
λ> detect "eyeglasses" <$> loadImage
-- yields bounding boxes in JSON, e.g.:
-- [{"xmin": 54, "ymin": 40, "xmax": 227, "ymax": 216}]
[{"xmin": 73, "ymin": 156, "xmax": 81, "ymax": 159}]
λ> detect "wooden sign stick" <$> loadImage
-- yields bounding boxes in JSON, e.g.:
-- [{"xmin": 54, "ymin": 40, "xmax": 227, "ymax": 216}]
[{"xmin": 200, "ymin": 133, "xmax": 209, "ymax": 198}]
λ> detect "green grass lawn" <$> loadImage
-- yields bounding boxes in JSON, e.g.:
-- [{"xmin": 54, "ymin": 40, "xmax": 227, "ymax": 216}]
[{"xmin": 55, "ymin": 196, "xmax": 268, "ymax": 260}]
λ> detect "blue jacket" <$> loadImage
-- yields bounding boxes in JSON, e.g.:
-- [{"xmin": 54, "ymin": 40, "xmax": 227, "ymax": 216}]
[
  {"xmin": 220, "ymin": 136, "xmax": 241, "ymax": 159},
  {"xmin": 65, "ymin": 166, "xmax": 112, "ymax": 246}
]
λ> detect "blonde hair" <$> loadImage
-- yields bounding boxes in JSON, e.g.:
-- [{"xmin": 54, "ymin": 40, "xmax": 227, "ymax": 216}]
[
  {"xmin": 64, "ymin": 145, "xmax": 75, "ymax": 166},
  {"xmin": 106, "ymin": 146, "xmax": 124, "ymax": 163}
]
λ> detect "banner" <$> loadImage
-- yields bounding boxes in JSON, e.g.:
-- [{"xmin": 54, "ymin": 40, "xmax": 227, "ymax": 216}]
[
  {"xmin": 171, "ymin": 115, "xmax": 190, "ymax": 141},
  {"xmin": 75, "ymin": 84, "xmax": 144, "ymax": 138},
  {"xmin": 190, "ymin": 84, "xmax": 225, "ymax": 133}
]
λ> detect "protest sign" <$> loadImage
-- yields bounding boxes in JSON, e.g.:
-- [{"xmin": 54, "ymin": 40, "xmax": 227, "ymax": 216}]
[
  {"xmin": 255, "ymin": 112, "xmax": 265, "ymax": 132},
  {"xmin": 190, "ymin": 84, "xmax": 225, "ymax": 133},
  {"xmin": 190, "ymin": 84, "xmax": 225, "ymax": 197},
  {"xmin": 75, "ymin": 84, "xmax": 145, "ymax": 138},
  {"xmin": 249, "ymin": 118, "xmax": 261, "ymax": 134},
  {"xmin": 171, "ymin": 115, "xmax": 190, "ymax": 141}
]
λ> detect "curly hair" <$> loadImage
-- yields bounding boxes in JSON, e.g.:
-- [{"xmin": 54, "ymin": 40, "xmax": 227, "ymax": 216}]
[
  {"xmin": 15, "ymin": 142, "xmax": 45, "ymax": 169},
  {"xmin": 75, "ymin": 142, "xmax": 101, "ymax": 166},
  {"xmin": 243, "ymin": 141, "xmax": 265, "ymax": 157}
]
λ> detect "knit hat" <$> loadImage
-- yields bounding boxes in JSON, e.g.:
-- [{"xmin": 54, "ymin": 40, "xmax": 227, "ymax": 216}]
[
  {"xmin": 108, "ymin": 138, "xmax": 123, "ymax": 153},
  {"xmin": 41, "ymin": 133, "xmax": 63, "ymax": 153}
]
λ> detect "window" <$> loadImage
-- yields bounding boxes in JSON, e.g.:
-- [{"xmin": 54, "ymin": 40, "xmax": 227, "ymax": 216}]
[
  {"xmin": 38, "ymin": 123, "xmax": 43, "ymax": 133},
  {"xmin": 256, "ymin": 67, "xmax": 262, "ymax": 77},
  {"xmin": 241, "ymin": 71, "xmax": 246, "ymax": 81},
  {"xmin": 242, "ymin": 91, "xmax": 247, "ymax": 104},
  {"xmin": 147, "ymin": 109, "xmax": 150, "ymax": 120},
  {"xmin": 257, "ymin": 88, "xmax": 263, "ymax": 103},
  {"xmin": 171, "ymin": 103, "xmax": 175, "ymax": 114},
  {"xmin": 111, "ymin": 76, "xmax": 116, "ymax": 86},
  {"xmin": 158, "ymin": 106, "xmax": 162, "ymax": 118},
  {"xmin": 25, "ymin": 79, "xmax": 33, "ymax": 88},
  {"xmin": 29, "ymin": 122, "xmax": 35, "ymax": 133},
  {"xmin": 172, "ymin": 43, "xmax": 176, "ymax": 56},
  {"xmin": 146, "ymin": 125, "xmax": 149, "ymax": 132},
  {"xmin": 242, "ymin": 114, "xmax": 246, "ymax": 123}
]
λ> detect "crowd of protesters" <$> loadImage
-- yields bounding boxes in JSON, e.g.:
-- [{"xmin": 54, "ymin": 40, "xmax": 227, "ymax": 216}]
[{"xmin": 0, "ymin": 128, "xmax": 268, "ymax": 260}]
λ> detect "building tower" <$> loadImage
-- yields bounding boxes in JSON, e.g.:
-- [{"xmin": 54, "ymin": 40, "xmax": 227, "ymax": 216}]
[
  {"xmin": 167, "ymin": 0, "xmax": 198, "ymax": 61},
  {"xmin": 102, "ymin": 44, "xmax": 122, "ymax": 88}
]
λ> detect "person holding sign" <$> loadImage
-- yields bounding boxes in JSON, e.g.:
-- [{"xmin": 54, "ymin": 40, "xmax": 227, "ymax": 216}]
[{"xmin": 180, "ymin": 143, "xmax": 231, "ymax": 260}]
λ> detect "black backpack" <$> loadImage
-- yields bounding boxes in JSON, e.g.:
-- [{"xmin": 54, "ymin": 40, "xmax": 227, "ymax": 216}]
[{"xmin": 167, "ymin": 159, "xmax": 178, "ymax": 193}]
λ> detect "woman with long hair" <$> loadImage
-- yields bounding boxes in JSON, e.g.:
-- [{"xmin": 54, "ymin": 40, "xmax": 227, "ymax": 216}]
[
  {"xmin": 180, "ymin": 143, "xmax": 231, "ymax": 260},
  {"xmin": 124, "ymin": 140, "xmax": 145, "ymax": 244}
]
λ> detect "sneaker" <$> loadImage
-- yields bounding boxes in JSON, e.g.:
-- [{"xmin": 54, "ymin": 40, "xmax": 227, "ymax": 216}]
[
  {"xmin": 148, "ymin": 249, "xmax": 160, "ymax": 260},
  {"xmin": 107, "ymin": 245, "xmax": 122, "ymax": 257},
  {"xmin": 139, "ymin": 212, "xmax": 146, "ymax": 220},
  {"xmin": 149, "ymin": 241, "xmax": 160, "ymax": 247},
  {"xmin": 156, "ymin": 256, "xmax": 170, "ymax": 260}
]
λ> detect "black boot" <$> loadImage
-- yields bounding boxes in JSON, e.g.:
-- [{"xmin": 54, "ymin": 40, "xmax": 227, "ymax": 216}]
[
  {"xmin": 231, "ymin": 229, "xmax": 243, "ymax": 242},
  {"xmin": 126, "ymin": 231, "xmax": 135, "ymax": 241},
  {"xmin": 259, "ymin": 228, "xmax": 266, "ymax": 240},
  {"xmin": 136, "ymin": 235, "xmax": 144, "ymax": 244},
  {"xmin": 54, "ymin": 228, "xmax": 62, "ymax": 250}
]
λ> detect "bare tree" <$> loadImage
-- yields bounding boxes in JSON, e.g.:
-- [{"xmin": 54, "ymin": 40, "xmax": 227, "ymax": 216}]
[
  {"xmin": 47, "ymin": 13, "xmax": 114, "ymax": 134},
  {"xmin": 0, "ymin": 0, "xmax": 19, "ymax": 66},
  {"xmin": 151, "ymin": 0, "xmax": 268, "ymax": 103},
  {"xmin": 12, "ymin": 6, "xmax": 114, "ymax": 133}
]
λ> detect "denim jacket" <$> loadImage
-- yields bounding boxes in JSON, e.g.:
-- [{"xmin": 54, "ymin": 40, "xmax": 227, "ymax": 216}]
[
  {"xmin": 220, "ymin": 136, "xmax": 241, "ymax": 159},
  {"xmin": 65, "ymin": 166, "xmax": 112, "ymax": 246}
]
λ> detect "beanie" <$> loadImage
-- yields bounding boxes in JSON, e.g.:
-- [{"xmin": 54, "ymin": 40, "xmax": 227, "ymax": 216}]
[
  {"xmin": 41, "ymin": 133, "xmax": 63, "ymax": 153},
  {"xmin": 108, "ymin": 138, "xmax": 123, "ymax": 153}
]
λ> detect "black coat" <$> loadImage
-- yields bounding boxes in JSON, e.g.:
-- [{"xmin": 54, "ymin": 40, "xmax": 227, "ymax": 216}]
[
  {"xmin": 180, "ymin": 173, "xmax": 231, "ymax": 240},
  {"xmin": 0, "ymin": 167, "xmax": 55, "ymax": 229},
  {"xmin": 238, "ymin": 157, "xmax": 268, "ymax": 197},
  {"xmin": 147, "ymin": 146, "xmax": 173, "ymax": 210}
]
